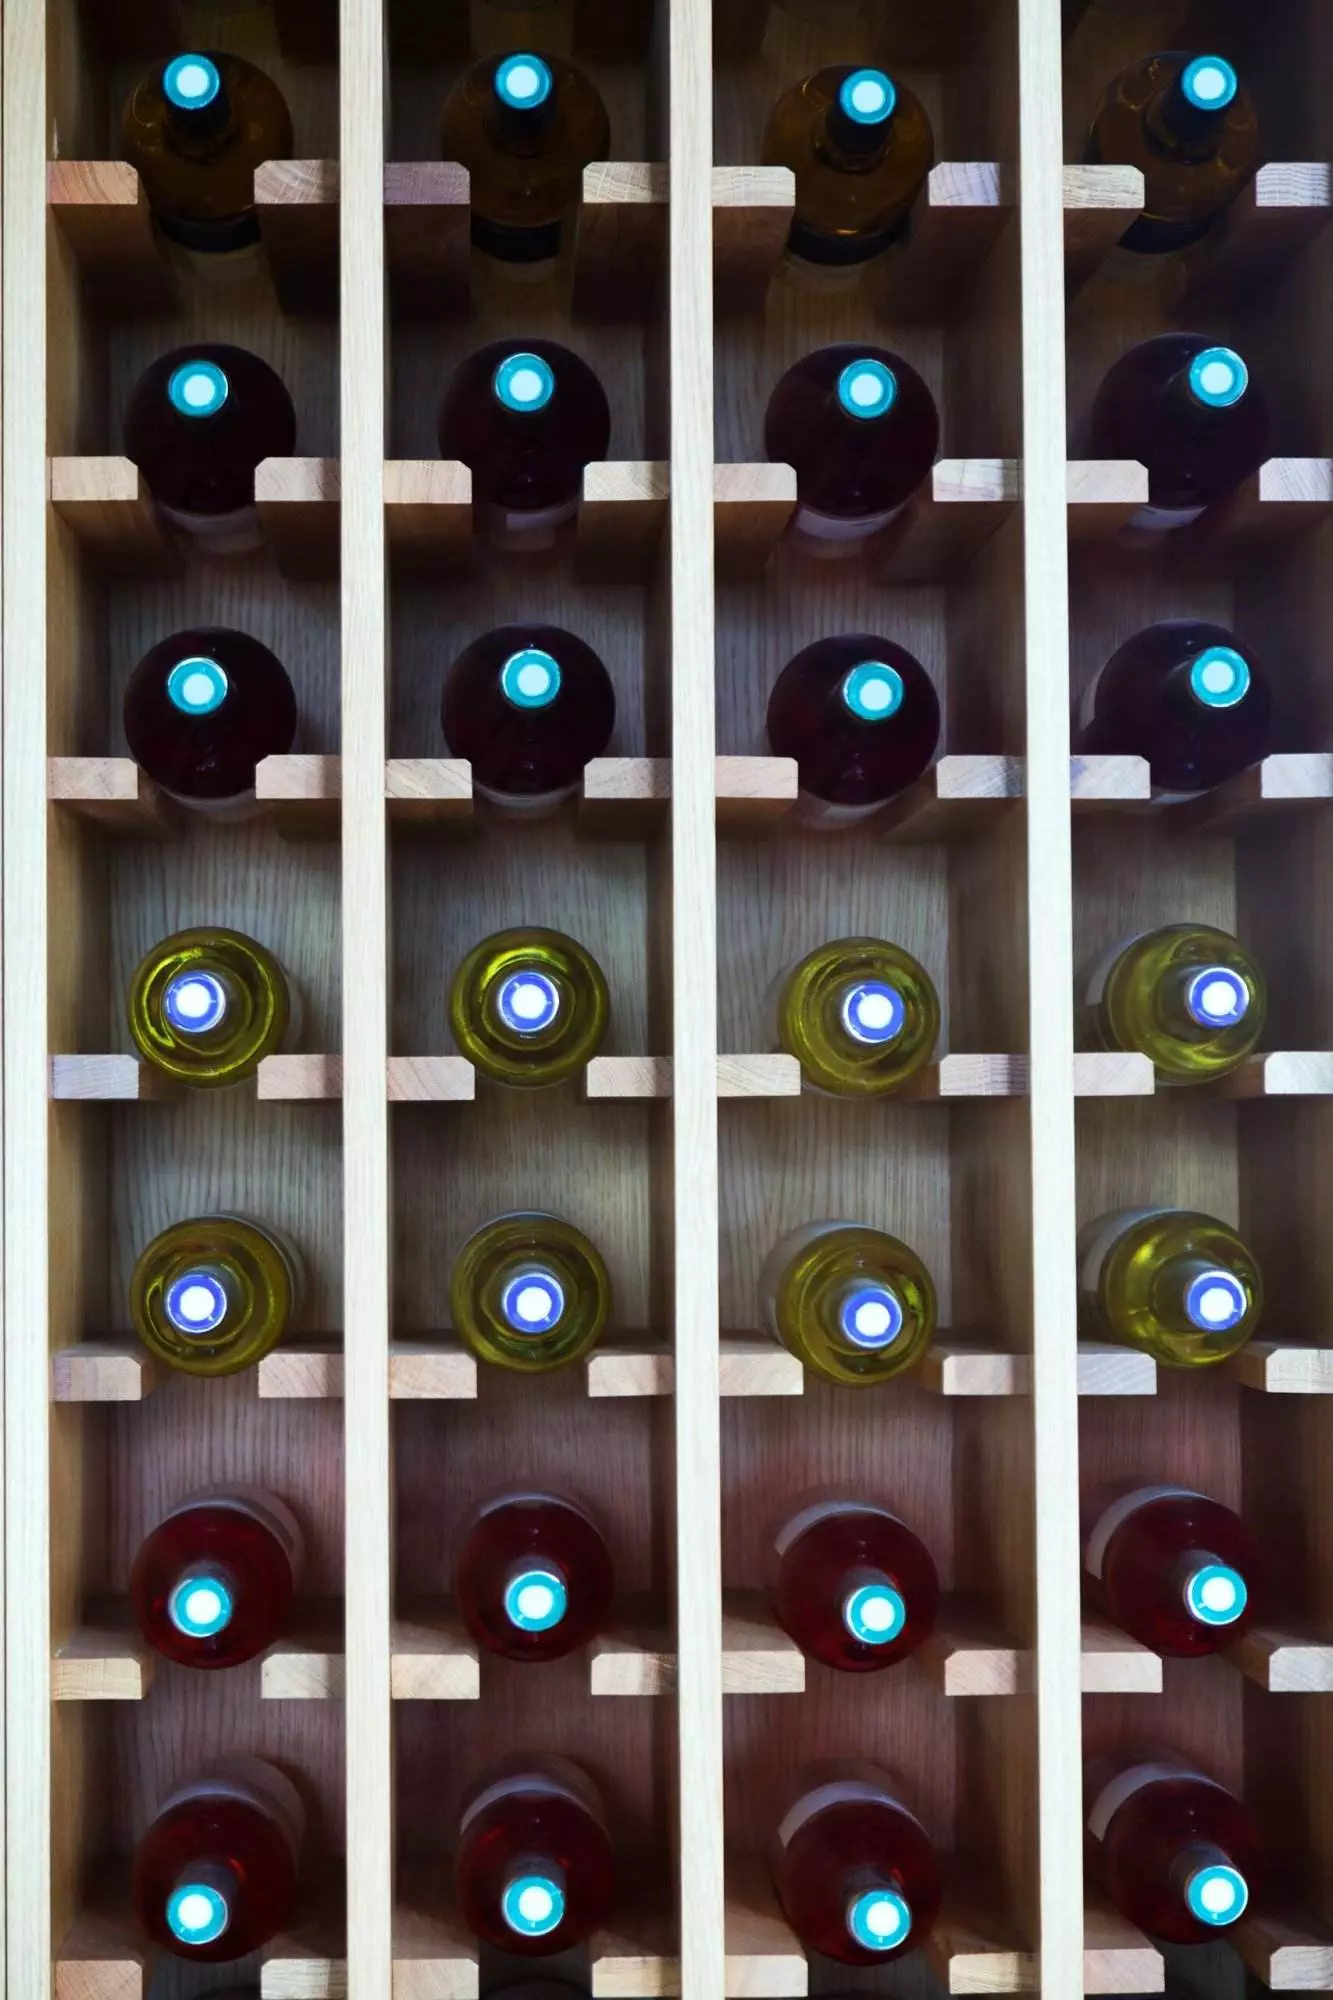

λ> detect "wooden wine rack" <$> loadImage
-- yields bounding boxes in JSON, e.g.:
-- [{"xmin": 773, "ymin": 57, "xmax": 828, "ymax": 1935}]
[{"xmin": 5, "ymin": 0, "xmax": 1333, "ymax": 1992}]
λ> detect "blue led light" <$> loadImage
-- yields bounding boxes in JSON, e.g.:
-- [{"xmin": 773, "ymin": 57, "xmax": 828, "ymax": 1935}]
[
  {"xmin": 838, "ymin": 1284, "xmax": 905, "ymax": 1351},
  {"xmin": 1188, "ymin": 346, "xmax": 1248, "ymax": 410},
  {"xmin": 495, "ymin": 970, "xmax": 561, "ymax": 1036},
  {"xmin": 1184, "ymin": 965, "xmax": 1250, "ymax": 1030},
  {"xmin": 167, "ymin": 1881, "xmax": 230, "ymax": 1947},
  {"xmin": 1185, "ymin": 1863, "xmax": 1248, "ymax": 1927},
  {"xmin": 501, "ymin": 1872, "xmax": 565, "ymax": 1938},
  {"xmin": 1184, "ymin": 1269, "xmax": 1248, "ymax": 1334},
  {"xmin": 500, "ymin": 647, "xmax": 561, "ymax": 711},
  {"xmin": 168, "ymin": 360, "xmax": 230, "ymax": 420},
  {"xmin": 841, "ymin": 661, "xmax": 904, "ymax": 723},
  {"xmin": 1185, "ymin": 1562, "xmax": 1248, "ymax": 1628},
  {"xmin": 165, "ymin": 1270, "xmax": 229, "ymax": 1338},
  {"xmin": 500, "ymin": 1268, "xmax": 565, "ymax": 1335},
  {"xmin": 503, "ymin": 1567, "xmax": 569, "ymax": 1632},
  {"xmin": 839, "ymin": 980, "xmax": 906, "ymax": 1047},
  {"xmin": 1188, "ymin": 646, "xmax": 1250, "ymax": 710},
  {"xmin": 163, "ymin": 54, "xmax": 222, "ymax": 113},
  {"xmin": 837, "ymin": 359, "xmax": 897, "ymax": 422},
  {"xmin": 837, "ymin": 68, "xmax": 897, "ymax": 127},
  {"xmin": 168, "ymin": 1571, "xmax": 235, "ymax": 1639},
  {"xmin": 846, "ymin": 1887, "xmax": 912, "ymax": 1952},
  {"xmin": 1181, "ymin": 56, "xmax": 1238, "ymax": 113},
  {"xmin": 493, "ymin": 351, "xmax": 556, "ymax": 414},
  {"xmin": 843, "ymin": 1581, "xmax": 907, "ymax": 1645},
  {"xmin": 495, "ymin": 53, "xmax": 554, "ymax": 113}
]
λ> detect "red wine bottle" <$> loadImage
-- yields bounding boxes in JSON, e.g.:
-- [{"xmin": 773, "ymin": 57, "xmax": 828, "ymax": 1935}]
[
  {"xmin": 438, "ymin": 340, "xmax": 610, "ymax": 550},
  {"xmin": 1089, "ymin": 335, "xmax": 1268, "ymax": 538},
  {"xmin": 124, "ymin": 343, "xmax": 297, "ymax": 555},
  {"xmin": 123, "ymin": 626, "xmax": 297, "ymax": 809},
  {"xmin": 456, "ymin": 1756, "xmax": 615, "ymax": 1953},
  {"xmin": 764, "ymin": 345, "xmax": 938, "ymax": 555},
  {"xmin": 130, "ymin": 1486, "xmax": 304, "ymax": 1670},
  {"xmin": 768, "ymin": 1498, "xmax": 939, "ymax": 1672},
  {"xmin": 1078, "ymin": 619, "xmax": 1271, "ymax": 797},
  {"xmin": 1085, "ymin": 1750, "xmax": 1262, "ymax": 1943},
  {"xmin": 441, "ymin": 624, "xmax": 615, "ymax": 811},
  {"xmin": 772, "ymin": 1763, "xmax": 942, "ymax": 1964},
  {"xmin": 766, "ymin": 634, "xmax": 939, "ymax": 825},
  {"xmin": 133, "ymin": 1756, "xmax": 305, "ymax": 1959},
  {"xmin": 1083, "ymin": 1485, "xmax": 1262, "ymax": 1658},
  {"xmin": 456, "ymin": 1491, "xmax": 614, "ymax": 1662}
]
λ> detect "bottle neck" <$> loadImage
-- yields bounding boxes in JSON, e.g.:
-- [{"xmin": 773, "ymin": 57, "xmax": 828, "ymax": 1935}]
[
  {"xmin": 1169, "ymin": 1842, "xmax": 1249, "ymax": 1928},
  {"xmin": 841, "ymin": 1567, "xmax": 907, "ymax": 1646},
  {"xmin": 167, "ymin": 1860, "xmax": 238, "ymax": 1948},
  {"xmin": 502, "ymin": 1560, "xmax": 569, "ymax": 1634},
  {"xmin": 164, "ymin": 1261, "xmax": 242, "ymax": 1340},
  {"xmin": 1153, "ymin": 960, "xmax": 1252, "ymax": 1043},
  {"xmin": 500, "ymin": 1859, "xmax": 567, "ymax": 1939},
  {"xmin": 1172, "ymin": 1550, "xmax": 1248, "ymax": 1630},
  {"xmin": 1151, "ymin": 1253, "xmax": 1249, "ymax": 1341},
  {"xmin": 168, "ymin": 1562, "xmax": 239, "ymax": 1640},
  {"xmin": 821, "ymin": 101, "xmax": 894, "ymax": 170},
  {"xmin": 844, "ymin": 1878, "xmax": 912, "ymax": 1953}
]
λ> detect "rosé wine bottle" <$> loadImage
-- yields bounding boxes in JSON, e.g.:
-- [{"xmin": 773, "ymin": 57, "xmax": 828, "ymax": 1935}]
[
  {"xmin": 1083, "ymin": 1484, "xmax": 1263, "ymax": 1657},
  {"xmin": 767, "ymin": 1497, "xmax": 939, "ymax": 1672},
  {"xmin": 1085, "ymin": 1749, "xmax": 1262, "ymax": 1944},
  {"xmin": 456, "ymin": 1490, "xmax": 614, "ymax": 1662},
  {"xmin": 771, "ymin": 1762, "xmax": 942, "ymax": 1964},
  {"xmin": 131, "ymin": 1486, "xmax": 304, "ymax": 1669},
  {"xmin": 456, "ymin": 1755, "xmax": 615, "ymax": 1954},
  {"xmin": 133, "ymin": 1756, "xmax": 304, "ymax": 1959}
]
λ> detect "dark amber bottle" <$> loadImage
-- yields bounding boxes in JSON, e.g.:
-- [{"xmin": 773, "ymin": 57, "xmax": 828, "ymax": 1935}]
[
  {"xmin": 440, "ymin": 52, "xmax": 609, "ymax": 267},
  {"xmin": 766, "ymin": 634, "xmax": 939, "ymax": 823},
  {"xmin": 1089, "ymin": 334, "xmax": 1267, "ymax": 537},
  {"xmin": 765, "ymin": 345, "xmax": 939, "ymax": 554},
  {"xmin": 762, "ymin": 66, "xmax": 934, "ymax": 269},
  {"xmin": 1078, "ymin": 619, "xmax": 1271, "ymax": 796},
  {"xmin": 124, "ymin": 626, "xmax": 297, "ymax": 809},
  {"xmin": 441, "ymin": 623, "xmax": 615, "ymax": 810},
  {"xmin": 123, "ymin": 51, "xmax": 293, "ymax": 259},
  {"xmin": 439, "ymin": 340, "xmax": 610, "ymax": 550},
  {"xmin": 133, "ymin": 1757, "xmax": 304, "ymax": 1959},
  {"xmin": 124, "ymin": 343, "xmax": 297, "ymax": 555}
]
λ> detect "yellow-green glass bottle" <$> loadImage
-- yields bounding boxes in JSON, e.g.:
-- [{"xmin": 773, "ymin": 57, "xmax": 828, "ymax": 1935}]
[
  {"xmin": 1077, "ymin": 1207, "xmax": 1261, "ymax": 1368},
  {"xmin": 762, "ymin": 66, "xmax": 934, "ymax": 273},
  {"xmin": 775, "ymin": 938, "xmax": 939, "ymax": 1097},
  {"xmin": 131, "ymin": 1214, "xmax": 302, "ymax": 1377},
  {"xmin": 759, "ymin": 1222, "xmax": 937, "ymax": 1387},
  {"xmin": 129, "ymin": 927, "xmax": 294, "ymax": 1088},
  {"xmin": 451, "ymin": 1211, "xmax": 611, "ymax": 1372},
  {"xmin": 450, "ymin": 926, "xmax": 609, "ymax": 1087},
  {"xmin": 1080, "ymin": 923, "xmax": 1265, "ymax": 1083}
]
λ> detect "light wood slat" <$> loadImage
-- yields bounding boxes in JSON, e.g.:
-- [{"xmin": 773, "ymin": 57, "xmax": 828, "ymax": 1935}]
[
  {"xmin": 255, "ymin": 158, "xmax": 340, "ymax": 316},
  {"xmin": 898, "ymin": 1053, "xmax": 1027, "ymax": 1098},
  {"xmin": 54, "ymin": 1901, "xmax": 150, "ymax": 2000},
  {"xmin": 261, "ymin": 1602, "xmax": 346, "ymax": 1699},
  {"xmin": 385, "ymin": 1057, "xmax": 476, "ymax": 1102},
  {"xmin": 1202, "ymin": 456, "xmax": 1333, "ymax": 549},
  {"xmin": 589, "ymin": 1603, "xmax": 675, "ymax": 1696},
  {"xmin": 47, "ymin": 160, "xmax": 176, "ymax": 309},
  {"xmin": 876, "ymin": 754, "xmax": 1023, "ymax": 840},
  {"xmin": 258, "ymin": 1055, "xmax": 344, "ymax": 1101},
  {"xmin": 717, "ymin": 1053, "xmax": 801, "ymax": 1097},
  {"xmin": 384, "ymin": 758, "xmax": 474, "ymax": 821},
  {"xmin": 1182, "ymin": 161, "xmax": 1332, "ymax": 310},
  {"xmin": 47, "ymin": 759, "xmax": 180, "ymax": 834},
  {"xmin": 52, "ymin": 1612, "xmax": 155, "ymax": 1702},
  {"xmin": 924, "ymin": 1897, "xmax": 1037, "ymax": 1992},
  {"xmin": 585, "ymin": 1339, "xmax": 673, "ymax": 1398},
  {"xmin": 712, "ymin": 164, "xmax": 794, "ymax": 315},
  {"xmin": 1212, "ymin": 1052, "xmax": 1333, "ymax": 1098},
  {"xmin": 1070, "ymin": 753, "xmax": 1152, "ymax": 805},
  {"xmin": 1062, "ymin": 162, "xmax": 1144, "ymax": 298},
  {"xmin": 576, "ymin": 461, "xmax": 669, "ymax": 580},
  {"xmin": 255, "ymin": 456, "xmax": 340, "ymax": 581},
  {"xmin": 714, "ymin": 462, "xmax": 797, "ymax": 576},
  {"xmin": 573, "ymin": 162, "xmax": 668, "ymax": 321},
  {"xmin": 1076, "ymin": 1341, "xmax": 1158, "ymax": 1395},
  {"xmin": 876, "ymin": 457, "xmax": 1019, "ymax": 581},
  {"xmin": 391, "ymin": 1870, "xmax": 479, "ymax": 1999},
  {"xmin": 715, "ymin": 754, "xmax": 797, "ymax": 824},
  {"xmin": 382, "ymin": 162, "xmax": 471, "ymax": 316},
  {"xmin": 383, "ymin": 461, "xmax": 473, "ymax": 572},
  {"xmin": 1082, "ymin": 1895, "xmax": 1163, "ymax": 1992},
  {"xmin": 918, "ymin": 1341, "xmax": 1029, "ymax": 1396},
  {"xmin": 387, "ymin": 1340, "xmax": 478, "ymax": 1400},
  {"xmin": 260, "ymin": 1876, "xmax": 348, "ymax": 1998},
  {"xmin": 1067, "ymin": 458, "xmax": 1149, "ymax": 537},
  {"xmin": 50, "ymin": 1342, "xmax": 158, "ymax": 1404},
  {"xmin": 719, "ymin": 1335, "xmax": 803, "ymax": 1398},
  {"xmin": 389, "ymin": 1605, "xmax": 481, "ymax": 1701},
  {"xmin": 50, "ymin": 1055, "xmax": 173, "ymax": 1101},
  {"xmin": 723, "ymin": 1859, "xmax": 807, "ymax": 1997},
  {"xmin": 916, "ymin": 1601, "xmax": 1028, "ymax": 1696},
  {"xmin": 258, "ymin": 1340, "xmax": 345, "ymax": 1401},
  {"xmin": 1179, "ymin": 752, "xmax": 1333, "ymax": 835},
  {"xmin": 1224, "ymin": 1342, "xmax": 1333, "ymax": 1393},
  {"xmin": 1234, "ymin": 1909, "xmax": 1333, "ymax": 1988},
  {"xmin": 1073, "ymin": 1051, "xmax": 1155, "ymax": 1095},
  {"xmin": 1080, "ymin": 1611, "xmax": 1162, "ymax": 1694},
  {"xmin": 879, "ymin": 161, "xmax": 1013, "ymax": 323},
  {"xmin": 1226, "ymin": 1623, "xmax": 1333, "ymax": 1692},
  {"xmin": 589, "ymin": 1890, "xmax": 681, "ymax": 1996},
  {"xmin": 48, "ymin": 456, "xmax": 179, "ymax": 574},
  {"xmin": 720, "ymin": 1593, "xmax": 805, "ymax": 1695}
]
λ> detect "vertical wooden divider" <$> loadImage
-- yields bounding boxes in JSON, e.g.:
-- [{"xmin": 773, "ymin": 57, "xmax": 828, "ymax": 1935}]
[
  {"xmin": 1017, "ymin": 0, "xmax": 1084, "ymax": 1987},
  {"xmin": 669, "ymin": 0, "xmax": 727, "ymax": 1989},
  {"xmin": 341, "ymin": 0, "xmax": 395, "ymax": 1987}
]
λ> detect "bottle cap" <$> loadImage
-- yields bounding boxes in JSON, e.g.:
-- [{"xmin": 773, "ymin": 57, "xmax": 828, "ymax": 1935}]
[
  {"xmin": 837, "ymin": 358, "xmax": 898, "ymax": 421},
  {"xmin": 1187, "ymin": 346, "xmax": 1249, "ymax": 410},
  {"xmin": 168, "ymin": 359, "xmax": 230, "ymax": 420},
  {"xmin": 503, "ymin": 1566, "xmax": 569, "ymax": 1632},
  {"xmin": 1184, "ymin": 965, "xmax": 1250, "ymax": 1029},
  {"xmin": 1184, "ymin": 1268, "xmax": 1248, "ymax": 1333},
  {"xmin": 1184, "ymin": 1561, "xmax": 1248, "ymax": 1627},
  {"xmin": 501, "ymin": 1871, "xmax": 565, "ymax": 1938},
  {"xmin": 166, "ymin": 655, "xmax": 230, "ymax": 717},
  {"xmin": 843, "ymin": 1580, "xmax": 907, "ymax": 1645},
  {"xmin": 1181, "ymin": 56, "xmax": 1238, "ymax": 113},
  {"xmin": 841, "ymin": 660, "xmax": 905, "ymax": 722},
  {"xmin": 493, "ymin": 351, "xmax": 556, "ymax": 415},
  {"xmin": 500, "ymin": 1267, "xmax": 566, "ymax": 1334},
  {"xmin": 839, "ymin": 1282, "xmax": 905, "ymax": 1351},
  {"xmin": 1188, "ymin": 645, "xmax": 1250, "ymax": 710},
  {"xmin": 167, "ymin": 1880, "xmax": 231, "ymax": 1948},
  {"xmin": 495, "ymin": 969, "xmax": 562, "ymax": 1035},
  {"xmin": 163, "ymin": 54, "xmax": 222, "ymax": 113},
  {"xmin": 501, "ymin": 647, "xmax": 562, "ymax": 711},
  {"xmin": 165, "ymin": 1269, "xmax": 231, "ymax": 1338},
  {"xmin": 1185, "ymin": 1862, "xmax": 1248, "ymax": 1926},
  {"xmin": 839, "ymin": 979, "xmax": 906, "ymax": 1047},
  {"xmin": 163, "ymin": 970, "xmax": 230, "ymax": 1036},
  {"xmin": 168, "ymin": 1569, "xmax": 236, "ymax": 1639},
  {"xmin": 846, "ymin": 1886, "xmax": 912, "ymax": 1952},
  {"xmin": 494, "ymin": 52, "xmax": 554, "ymax": 113},
  {"xmin": 837, "ymin": 68, "xmax": 897, "ymax": 127}
]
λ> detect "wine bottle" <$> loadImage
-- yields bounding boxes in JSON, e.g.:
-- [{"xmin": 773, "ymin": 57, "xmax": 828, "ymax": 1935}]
[
  {"xmin": 456, "ymin": 1756, "xmax": 616, "ymax": 1953},
  {"xmin": 130, "ymin": 1214, "xmax": 303, "ymax": 1377},
  {"xmin": 765, "ymin": 345, "xmax": 939, "ymax": 554},
  {"xmin": 441, "ymin": 624, "xmax": 615, "ymax": 810},
  {"xmin": 761, "ymin": 66, "xmax": 934, "ymax": 273},
  {"xmin": 772, "ymin": 1764, "xmax": 942, "ymax": 1964},
  {"xmin": 124, "ymin": 343, "xmax": 297, "ymax": 555},
  {"xmin": 439, "ymin": 340, "xmax": 610, "ymax": 549},
  {"xmin": 439, "ymin": 51, "xmax": 609, "ymax": 268},
  {"xmin": 456, "ymin": 1490, "xmax": 614, "ymax": 1660},
  {"xmin": 768, "ymin": 1498, "xmax": 939, "ymax": 1672},
  {"xmin": 774, "ymin": 938, "xmax": 940, "ymax": 1096},
  {"xmin": 1077, "ymin": 1206, "xmax": 1262, "ymax": 1367},
  {"xmin": 1084, "ymin": 53, "xmax": 1258, "ymax": 272},
  {"xmin": 766, "ymin": 635, "xmax": 940, "ymax": 824},
  {"xmin": 131, "ymin": 1486, "xmax": 304, "ymax": 1669},
  {"xmin": 760, "ymin": 1222, "xmax": 937, "ymax": 1386},
  {"xmin": 1079, "ymin": 922, "xmax": 1265, "ymax": 1083},
  {"xmin": 124, "ymin": 626, "xmax": 298, "ymax": 810},
  {"xmin": 128, "ymin": 926, "xmax": 295, "ymax": 1087},
  {"xmin": 1083, "ymin": 1484, "xmax": 1262, "ymax": 1657},
  {"xmin": 1089, "ymin": 334, "xmax": 1268, "ymax": 538},
  {"xmin": 450, "ymin": 927, "xmax": 609, "ymax": 1086},
  {"xmin": 133, "ymin": 1756, "xmax": 305, "ymax": 1959},
  {"xmin": 1085, "ymin": 1751, "xmax": 1261, "ymax": 1943},
  {"xmin": 1077, "ymin": 620, "xmax": 1271, "ymax": 797},
  {"xmin": 122, "ymin": 52, "xmax": 293, "ymax": 263},
  {"xmin": 451, "ymin": 1212, "xmax": 611, "ymax": 1371}
]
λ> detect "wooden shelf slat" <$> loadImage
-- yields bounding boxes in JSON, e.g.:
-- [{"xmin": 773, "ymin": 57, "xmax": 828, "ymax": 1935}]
[
  {"xmin": 385, "ymin": 1057, "xmax": 476, "ymax": 1102},
  {"xmin": 1080, "ymin": 1611, "xmax": 1162, "ymax": 1695},
  {"xmin": 261, "ymin": 1601, "xmax": 346, "ymax": 1699},
  {"xmin": 53, "ymin": 1610, "xmax": 155, "ymax": 1701},
  {"xmin": 714, "ymin": 461, "xmax": 797, "ymax": 576},
  {"xmin": 573, "ymin": 161, "xmax": 668, "ymax": 320},
  {"xmin": 1234, "ymin": 1909, "xmax": 1333, "ymax": 1989},
  {"xmin": 876, "ymin": 754, "xmax": 1023, "ymax": 841},
  {"xmin": 1067, "ymin": 458, "xmax": 1149, "ymax": 538},
  {"xmin": 258, "ymin": 1339, "xmax": 345, "ymax": 1401},
  {"xmin": 589, "ymin": 1605, "xmax": 675, "ymax": 1696},
  {"xmin": 50, "ymin": 455, "xmax": 180, "ymax": 575},
  {"xmin": 260, "ymin": 1884, "xmax": 348, "ymax": 1999},
  {"xmin": 46, "ymin": 758, "xmax": 182, "ymax": 836},
  {"xmin": 385, "ymin": 758, "xmax": 474, "ymax": 823},
  {"xmin": 390, "ymin": 1604, "xmax": 481, "ymax": 1701},
  {"xmin": 579, "ymin": 755, "xmax": 671, "ymax": 832},
  {"xmin": 255, "ymin": 157, "xmax": 339, "ymax": 316},
  {"xmin": 879, "ymin": 160, "xmax": 1013, "ymax": 322},
  {"xmin": 916, "ymin": 1600, "xmax": 1027, "ymax": 1696},
  {"xmin": 1062, "ymin": 162, "xmax": 1145, "ymax": 298},
  {"xmin": 1073, "ymin": 1051, "xmax": 1156, "ymax": 1096},
  {"xmin": 1178, "ymin": 752, "xmax": 1333, "ymax": 834},
  {"xmin": 1181, "ymin": 160, "xmax": 1333, "ymax": 311},
  {"xmin": 918, "ymin": 1340, "xmax": 1029, "ymax": 1396},
  {"xmin": 898, "ymin": 1053, "xmax": 1027, "ymax": 1098},
  {"xmin": 47, "ymin": 160, "xmax": 177, "ymax": 311},
  {"xmin": 54, "ymin": 1901, "xmax": 150, "ymax": 2000},
  {"xmin": 387, "ymin": 1339, "xmax": 479, "ymax": 1401},
  {"xmin": 923, "ymin": 1896, "xmax": 1036, "ymax": 1993},
  {"xmin": 1202, "ymin": 456, "xmax": 1333, "ymax": 552},
  {"xmin": 255, "ymin": 455, "xmax": 340, "ymax": 580},
  {"xmin": 1083, "ymin": 1895, "xmax": 1163, "ymax": 1994},
  {"xmin": 720, "ymin": 1593, "xmax": 805, "ymax": 1696},
  {"xmin": 712, "ymin": 163, "xmax": 794, "ymax": 316},
  {"xmin": 576, "ymin": 460, "xmax": 669, "ymax": 580},
  {"xmin": 383, "ymin": 161, "xmax": 471, "ymax": 315},
  {"xmin": 51, "ymin": 1342, "xmax": 157, "ymax": 1403},
  {"xmin": 1226, "ymin": 1622, "xmax": 1333, "ymax": 1693},
  {"xmin": 1213, "ymin": 1051, "xmax": 1333, "ymax": 1098},
  {"xmin": 1076, "ymin": 1340, "xmax": 1158, "ymax": 1396},
  {"xmin": 585, "ymin": 1338, "xmax": 673, "ymax": 1399},
  {"xmin": 715, "ymin": 754, "xmax": 798, "ymax": 825},
  {"xmin": 724, "ymin": 1859, "xmax": 807, "ymax": 1998},
  {"xmin": 1225, "ymin": 1342, "xmax": 1333, "ymax": 1393},
  {"xmin": 1070, "ymin": 753, "xmax": 1152, "ymax": 807},
  {"xmin": 384, "ymin": 460, "xmax": 473, "ymax": 572},
  {"xmin": 719, "ymin": 1335, "xmax": 804, "ymax": 1398},
  {"xmin": 391, "ymin": 1878, "xmax": 480, "ymax": 2000},
  {"xmin": 589, "ymin": 1890, "xmax": 680, "ymax": 1997},
  {"xmin": 876, "ymin": 457, "xmax": 1019, "ymax": 582}
]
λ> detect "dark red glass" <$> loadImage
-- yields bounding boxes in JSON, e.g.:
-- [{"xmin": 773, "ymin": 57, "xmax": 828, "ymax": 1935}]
[
  {"xmin": 456, "ymin": 1756, "xmax": 616, "ymax": 1954},
  {"xmin": 763, "ymin": 345, "xmax": 939, "ymax": 546},
  {"xmin": 766, "ymin": 634, "xmax": 939, "ymax": 813},
  {"xmin": 133, "ymin": 1757, "xmax": 304, "ymax": 1961},
  {"xmin": 1085, "ymin": 1752, "xmax": 1263, "ymax": 1944},
  {"xmin": 455, "ymin": 1491, "xmax": 614, "ymax": 1662},
  {"xmin": 772, "ymin": 1763, "xmax": 942, "ymax": 1965},
  {"xmin": 1083, "ymin": 1485, "xmax": 1263, "ymax": 1658},
  {"xmin": 1089, "ymin": 333, "xmax": 1268, "ymax": 519},
  {"xmin": 1078, "ymin": 619, "xmax": 1271, "ymax": 795},
  {"xmin": 438, "ymin": 339, "xmax": 610, "ymax": 544},
  {"xmin": 768, "ymin": 1498, "xmax": 939, "ymax": 1673},
  {"xmin": 131, "ymin": 1487, "xmax": 303, "ymax": 1669},
  {"xmin": 441, "ymin": 625, "xmax": 615, "ymax": 808},
  {"xmin": 124, "ymin": 342, "xmax": 297, "ymax": 523},
  {"xmin": 123, "ymin": 626, "xmax": 297, "ymax": 804}
]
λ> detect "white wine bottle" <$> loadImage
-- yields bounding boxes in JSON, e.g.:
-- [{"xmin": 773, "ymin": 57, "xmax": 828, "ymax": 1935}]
[{"xmin": 759, "ymin": 1221, "xmax": 937, "ymax": 1386}]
